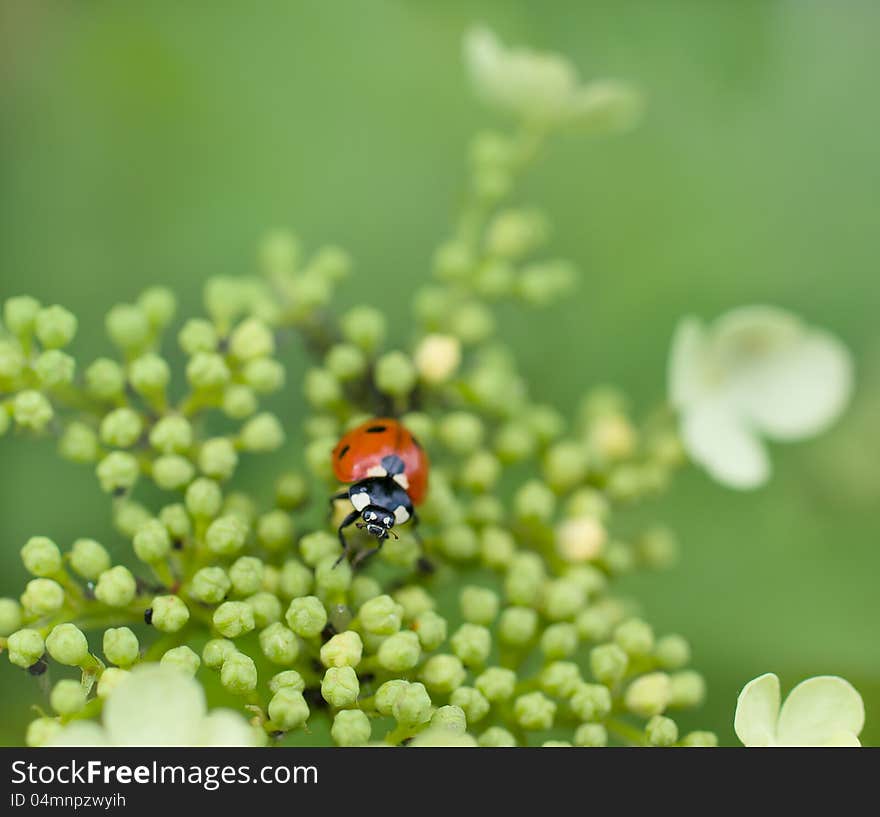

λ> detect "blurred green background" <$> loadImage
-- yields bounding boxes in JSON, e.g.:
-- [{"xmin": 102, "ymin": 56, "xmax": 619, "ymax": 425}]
[{"xmin": 1, "ymin": 0, "xmax": 878, "ymax": 746}]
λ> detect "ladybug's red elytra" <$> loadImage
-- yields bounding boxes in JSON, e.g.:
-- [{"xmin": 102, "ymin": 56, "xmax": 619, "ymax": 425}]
[{"xmin": 330, "ymin": 417, "xmax": 429, "ymax": 566}]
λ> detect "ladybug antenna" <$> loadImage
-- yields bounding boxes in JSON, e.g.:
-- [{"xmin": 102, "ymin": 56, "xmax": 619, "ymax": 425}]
[{"xmin": 388, "ymin": 529, "xmax": 399, "ymax": 540}]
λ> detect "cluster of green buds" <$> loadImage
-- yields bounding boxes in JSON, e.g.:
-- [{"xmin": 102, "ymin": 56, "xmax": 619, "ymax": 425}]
[{"xmin": 0, "ymin": 27, "xmax": 716, "ymax": 748}]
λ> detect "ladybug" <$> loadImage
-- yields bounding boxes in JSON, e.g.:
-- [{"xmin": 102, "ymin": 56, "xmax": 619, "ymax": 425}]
[{"xmin": 330, "ymin": 417, "xmax": 429, "ymax": 565}]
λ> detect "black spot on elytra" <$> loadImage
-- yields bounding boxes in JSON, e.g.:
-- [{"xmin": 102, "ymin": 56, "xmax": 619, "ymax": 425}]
[
  {"xmin": 366, "ymin": 425, "xmax": 387, "ymax": 433},
  {"xmin": 337, "ymin": 444, "xmax": 350, "ymax": 460}
]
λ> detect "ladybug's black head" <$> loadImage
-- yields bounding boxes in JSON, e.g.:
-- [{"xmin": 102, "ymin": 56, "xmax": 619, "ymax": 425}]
[{"xmin": 360, "ymin": 505, "xmax": 395, "ymax": 540}]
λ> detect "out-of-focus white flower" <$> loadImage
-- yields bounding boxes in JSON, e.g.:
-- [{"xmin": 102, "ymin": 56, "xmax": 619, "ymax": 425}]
[
  {"xmin": 463, "ymin": 25, "xmax": 640, "ymax": 129},
  {"xmin": 47, "ymin": 664, "xmax": 262, "ymax": 747},
  {"xmin": 669, "ymin": 306, "xmax": 853, "ymax": 489},
  {"xmin": 735, "ymin": 673, "xmax": 864, "ymax": 747}
]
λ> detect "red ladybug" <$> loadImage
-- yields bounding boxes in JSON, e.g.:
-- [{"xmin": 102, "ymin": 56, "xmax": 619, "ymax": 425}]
[{"xmin": 330, "ymin": 418, "xmax": 429, "ymax": 564}]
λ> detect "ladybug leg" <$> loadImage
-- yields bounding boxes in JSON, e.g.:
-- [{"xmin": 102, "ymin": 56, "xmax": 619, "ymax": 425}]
[
  {"xmin": 352, "ymin": 542, "xmax": 384, "ymax": 569},
  {"xmin": 334, "ymin": 509, "xmax": 361, "ymax": 567}
]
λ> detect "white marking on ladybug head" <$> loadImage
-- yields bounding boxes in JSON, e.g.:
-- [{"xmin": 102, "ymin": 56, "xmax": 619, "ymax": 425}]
[
  {"xmin": 351, "ymin": 492, "xmax": 370, "ymax": 512},
  {"xmin": 393, "ymin": 472, "xmax": 410, "ymax": 490},
  {"xmin": 366, "ymin": 465, "xmax": 387, "ymax": 478},
  {"xmin": 393, "ymin": 504, "xmax": 410, "ymax": 525}
]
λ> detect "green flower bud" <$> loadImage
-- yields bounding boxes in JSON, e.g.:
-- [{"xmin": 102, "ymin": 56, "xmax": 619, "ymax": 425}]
[
  {"xmin": 7, "ymin": 628, "xmax": 45, "ymax": 668},
  {"xmin": 106, "ymin": 304, "xmax": 150, "ymax": 350},
  {"xmin": 161, "ymin": 645, "xmax": 201, "ymax": 677},
  {"xmin": 460, "ymin": 450, "xmax": 501, "ymax": 492},
  {"xmin": 376, "ymin": 630, "xmax": 421, "ymax": 672},
  {"xmin": 26, "ymin": 717, "xmax": 61, "ymax": 748},
  {"xmin": 391, "ymin": 681, "xmax": 432, "ymax": 725},
  {"xmin": 137, "ymin": 286, "xmax": 176, "ymax": 328},
  {"xmin": 183, "ymin": 478, "xmax": 221, "ymax": 520},
  {"xmin": 223, "ymin": 492, "xmax": 256, "ymax": 522},
  {"xmin": 624, "ymin": 672, "xmax": 672, "ymax": 718},
  {"xmin": 315, "ymin": 555, "xmax": 352, "ymax": 596},
  {"xmin": 373, "ymin": 349, "xmax": 417, "ymax": 398},
  {"xmin": 229, "ymin": 317, "xmax": 275, "ymax": 361},
  {"xmin": 186, "ymin": 352, "xmax": 230, "ymax": 390},
  {"xmin": 439, "ymin": 523, "xmax": 479, "ymax": 561},
  {"xmin": 50, "ymin": 679, "xmax": 86, "ymax": 716},
  {"xmin": 0, "ymin": 340, "xmax": 24, "ymax": 381},
  {"xmin": 221, "ymin": 384, "xmax": 258, "ymax": 419},
  {"xmin": 645, "ymin": 715, "xmax": 678, "ymax": 746},
  {"xmin": 414, "ymin": 333, "xmax": 461, "ymax": 384},
  {"xmin": 58, "ymin": 422, "xmax": 99, "ymax": 463},
  {"xmin": 347, "ymin": 578, "xmax": 380, "ymax": 612},
  {"xmin": 590, "ymin": 643, "xmax": 628, "ymax": 684},
  {"xmin": 450, "ymin": 624, "xmax": 491, "ymax": 667},
  {"xmin": 576, "ymin": 607, "xmax": 614, "ymax": 643},
  {"xmin": 148, "ymin": 416, "xmax": 192, "ymax": 455},
  {"xmin": 129, "ymin": 354, "xmax": 170, "ymax": 395},
  {"xmin": 542, "ymin": 441, "xmax": 588, "ymax": 493},
  {"xmin": 614, "ymin": 618, "xmax": 655, "ymax": 658},
  {"xmin": 467, "ymin": 495, "xmax": 504, "ymax": 526},
  {"xmin": 374, "ymin": 680, "xmax": 409, "ymax": 716},
  {"xmin": 431, "ymin": 705, "xmax": 467, "ymax": 734},
  {"xmin": 498, "ymin": 606, "xmax": 538, "ymax": 647},
  {"xmin": 478, "ymin": 726, "xmax": 518, "ymax": 747},
  {"xmin": 486, "ymin": 208, "xmax": 547, "ymax": 259},
  {"xmin": 268, "ymin": 670, "xmax": 305, "ymax": 696},
  {"xmin": 94, "ymin": 566, "xmax": 136, "ymax": 607},
  {"xmin": 178, "ymin": 318, "xmax": 218, "ymax": 355},
  {"xmin": 213, "ymin": 601, "xmax": 255, "ymax": 638},
  {"xmin": 69, "ymin": 539, "xmax": 110, "ymax": 581},
  {"xmin": 34, "ymin": 350, "xmax": 75, "ymax": 388},
  {"xmin": 13, "ymin": 390, "xmax": 53, "ymax": 431},
  {"xmin": 227, "ymin": 556, "xmax": 263, "ymax": 596},
  {"xmin": 474, "ymin": 667, "xmax": 516, "ymax": 703},
  {"xmin": 159, "ymin": 503, "xmax": 191, "ymax": 540},
  {"xmin": 246, "ymin": 592, "xmax": 282, "ymax": 629},
  {"xmin": 21, "ymin": 578, "xmax": 64, "ymax": 615},
  {"xmin": 21, "ymin": 536, "xmax": 62, "ymax": 577},
  {"xmin": 449, "ymin": 686, "xmax": 490, "ymax": 724},
  {"xmin": 206, "ymin": 514, "xmax": 248, "ymax": 555},
  {"xmin": 113, "ymin": 501, "xmax": 152, "ymax": 538},
  {"xmin": 202, "ymin": 638, "xmax": 237, "ymax": 670},
  {"xmin": 100, "ymin": 408, "xmax": 143, "ymax": 448},
  {"xmin": 35, "ymin": 305, "xmax": 77, "ymax": 349},
  {"xmin": 243, "ymin": 360, "xmax": 286, "ymax": 397},
  {"xmin": 420, "ymin": 654, "xmax": 466, "ymax": 694},
  {"xmin": 340, "ymin": 305, "xmax": 385, "ymax": 352},
  {"xmin": 103, "ymin": 627, "xmax": 139, "ymax": 667},
  {"xmin": 4, "ymin": 295, "xmax": 40, "ymax": 336},
  {"xmin": 305, "ymin": 435, "xmax": 335, "ymax": 480},
  {"xmin": 320, "ymin": 630, "xmax": 363, "ymax": 668},
  {"xmin": 542, "ymin": 740, "xmax": 571, "ymax": 747},
  {"xmin": 681, "ymin": 731, "xmax": 718, "ymax": 747},
  {"xmin": 669, "ymin": 670, "xmax": 706, "ymax": 709},
  {"xmin": 278, "ymin": 559, "xmax": 312, "ymax": 599},
  {"xmin": 514, "ymin": 480, "xmax": 556, "ymax": 523},
  {"xmin": 275, "ymin": 472, "xmax": 308, "ymax": 509},
  {"xmin": 358, "ymin": 594, "xmax": 403, "ymax": 636},
  {"xmin": 321, "ymin": 665, "xmax": 359, "ymax": 708},
  {"xmin": 540, "ymin": 623, "xmax": 578, "ymax": 659},
  {"xmin": 96, "ymin": 451, "xmax": 140, "ymax": 493},
  {"xmin": 304, "ymin": 367, "xmax": 342, "ymax": 409},
  {"xmin": 239, "ymin": 412, "xmax": 285, "ymax": 452},
  {"xmin": 148, "ymin": 595, "xmax": 189, "ymax": 633},
  {"xmin": 570, "ymin": 683, "xmax": 612, "ymax": 721},
  {"xmin": 514, "ymin": 691, "xmax": 556, "ymax": 731},
  {"xmin": 543, "ymin": 579, "xmax": 587, "ymax": 622},
  {"xmin": 480, "ymin": 526, "xmax": 516, "ymax": 570},
  {"xmin": 0, "ymin": 598, "xmax": 22, "ymax": 636},
  {"xmin": 392, "ymin": 586, "xmax": 435, "ymax": 620},
  {"xmin": 45, "ymin": 623, "xmax": 89, "ymax": 666},
  {"xmin": 325, "ymin": 344, "xmax": 366, "ymax": 381},
  {"xmin": 285, "ymin": 596, "xmax": 327, "ymax": 638},
  {"xmin": 85, "ymin": 358, "xmax": 125, "ymax": 400},
  {"xmin": 298, "ymin": 531, "xmax": 339, "ymax": 568},
  {"xmin": 152, "ymin": 455, "xmax": 195, "ymax": 490},
  {"xmin": 268, "ymin": 687, "xmax": 309, "ymax": 730},
  {"xmin": 132, "ymin": 519, "xmax": 171, "ymax": 563},
  {"xmin": 505, "ymin": 553, "xmax": 546, "ymax": 607},
  {"xmin": 450, "ymin": 302, "xmax": 494, "ymax": 344},
  {"xmin": 331, "ymin": 709, "xmax": 371, "ymax": 746},
  {"xmin": 574, "ymin": 723, "xmax": 608, "ymax": 747},
  {"xmin": 655, "ymin": 634, "xmax": 691, "ymax": 670},
  {"xmin": 413, "ymin": 610, "xmax": 447, "ymax": 651},
  {"xmin": 438, "ymin": 412, "xmax": 484, "ymax": 454},
  {"xmin": 540, "ymin": 662, "xmax": 582, "ymax": 698},
  {"xmin": 190, "ymin": 567, "xmax": 231, "ymax": 604},
  {"xmin": 220, "ymin": 651, "xmax": 258, "ymax": 694},
  {"xmin": 260, "ymin": 622, "xmax": 300, "ymax": 665}
]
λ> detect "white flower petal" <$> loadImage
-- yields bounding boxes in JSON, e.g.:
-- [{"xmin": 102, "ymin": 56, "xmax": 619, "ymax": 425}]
[
  {"xmin": 821, "ymin": 731, "xmax": 861, "ymax": 747},
  {"xmin": 46, "ymin": 722, "xmax": 110, "ymax": 747},
  {"xmin": 668, "ymin": 316, "xmax": 710, "ymax": 409},
  {"xmin": 103, "ymin": 664, "xmax": 206, "ymax": 746},
  {"xmin": 681, "ymin": 399, "xmax": 770, "ymax": 489},
  {"xmin": 199, "ymin": 710, "xmax": 262, "ymax": 747},
  {"xmin": 734, "ymin": 673, "xmax": 781, "ymax": 747},
  {"xmin": 776, "ymin": 676, "xmax": 864, "ymax": 747}
]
